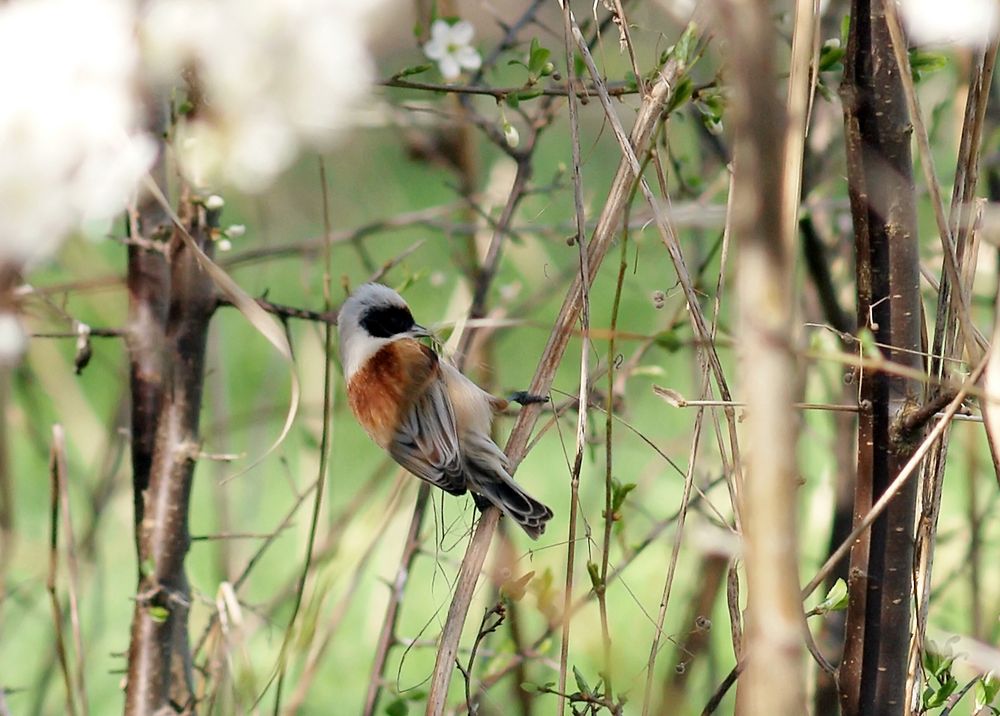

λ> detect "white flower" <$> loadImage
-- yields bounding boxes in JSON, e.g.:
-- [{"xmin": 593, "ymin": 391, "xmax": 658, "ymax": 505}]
[
  {"xmin": 423, "ymin": 20, "xmax": 482, "ymax": 81},
  {"xmin": 142, "ymin": 0, "xmax": 393, "ymax": 192},
  {"xmin": 204, "ymin": 194, "xmax": 226, "ymax": 210},
  {"xmin": 901, "ymin": 0, "xmax": 999, "ymax": 47},
  {"xmin": 224, "ymin": 224, "xmax": 245, "ymax": 238},
  {"xmin": 0, "ymin": 0, "xmax": 154, "ymax": 267},
  {"xmin": 0, "ymin": 312, "xmax": 27, "ymax": 366},
  {"xmin": 503, "ymin": 122, "xmax": 520, "ymax": 149}
]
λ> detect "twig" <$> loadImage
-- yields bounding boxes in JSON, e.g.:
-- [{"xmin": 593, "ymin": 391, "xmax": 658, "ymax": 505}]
[
  {"xmin": 55, "ymin": 426, "xmax": 88, "ymax": 716},
  {"xmin": 641, "ymin": 148, "xmax": 735, "ymax": 716},
  {"xmin": 425, "ymin": 60, "xmax": 683, "ymax": 716},
  {"xmin": 282, "ymin": 479, "xmax": 408, "ymax": 715},
  {"xmin": 270, "ymin": 157, "xmax": 337, "ymax": 713},
  {"xmin": 363, "ymin": 485, "xmax": 431, "ymax": 716},
  {"xmin": 383, "ymin": 77, "xmax": 641, "ymax": 99},
  {"xmin": 556, "ymin": 0, "xmax": 591, "ymax": 708},
  {"xmin": 48, "ymin": 425, "xmax": 79, "ymax": 716},
  {"xmin": 802, "ymin": 355, "xmax": 988, "ymax": 599},
  {"xmin": 460, "ymin": 603, "xmax": 506, "ymax": 714}
]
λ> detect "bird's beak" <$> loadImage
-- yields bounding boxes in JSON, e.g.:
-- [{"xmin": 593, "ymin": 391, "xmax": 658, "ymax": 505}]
[{"xmin": 409, "ymin": 324, "xmax": 433, "ymax": 339}]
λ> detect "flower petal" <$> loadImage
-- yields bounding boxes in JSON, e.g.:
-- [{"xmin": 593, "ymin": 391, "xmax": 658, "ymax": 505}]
[
  {"xmin": 455, "ymin": 45, "xmax": 481, "ymax": 71},
  {"xmin": 449, "ymin": 20, "xmax": 474, "ymax": 45},
  {"xmin": 423, "ymin": 39, "xmax": 446, "ymax": 60},
  {"xmin": 430, "ymin": 19, "xmax": 451, "ymax": 44},
  {"xmin": 438, "ymin": 54, "xmax": 461, "ymax": 80}
]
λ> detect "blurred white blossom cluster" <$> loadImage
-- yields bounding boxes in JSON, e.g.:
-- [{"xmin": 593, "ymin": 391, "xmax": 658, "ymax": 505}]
[
  {"xmin": 142, "ymin": 0, "xmax": 389, "ymax": 191},
  {"xmin": 900, "ymin": 0, "xmax": 999, "ymax": 48},
  {"xmin": 0, "ymin": 0, "xmax": 153, "ymax": 269},
  {"xmin": 0, "ymin": 0, "xmax": 391, "ymax": 364}
]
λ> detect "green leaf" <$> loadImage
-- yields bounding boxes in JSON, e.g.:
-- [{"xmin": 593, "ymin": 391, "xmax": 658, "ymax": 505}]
[
  {"xmin": 500, "ymin": 571, "xmax": 535, "ymax": 601},
  {"xmin": 976, "ymin": 673, "xmax": 1000, "ymax": 710},
  {"xmin": 528, "ymin": 38, "xmax": 551, "ymax": 76},
  {"xmin": 665, "ymin": 75, "xmax": 694, "ymax": 115},
  {"xmin": 655, "ymin": 329, "xmax": 684, "ymax": 353},
  {"xmin": 611, "ymin": 479, "xmax": 637, "ymax": 513},
  {"xmin": 395, "ymin": 63, "xmax": 433, "ymax": 79},
  {"xmin": 587, "ymin": 561, "xmax": 602, "ymax": 591},
  {"xmin": 384, "ymin": 698, "xmax": 408, "ymax": 716},
  {"xmin": 672, "ymin": 22, "xmax": 699, "ymax": 66},
  {"xmin": 856, "ymin": 327, "xmax": 882, "ymax": 360},
  {"xmin": 139, "ymin": 557, "xmax": 155, "ymax": 578},
  {"xmin": 573, "ymin": 666, "xmax": 592, "ymax": 697},
  {"xmin": 514, "ymin": 89, "xmax": 543, "ymax": 103},
  {"xmin": 909, "ymin": 49, "xmax": 948, "ymax": 82},
  {"xmin": 814, "ymin": 578, "xmax": 849, "ymax": 614},
  {"xmin": 520, "ymin": 682, "xmax": 539, "ymax": 694},
  {"xmin": 148, "ymin": 605, "xmax": 169, "ymax": 623},
  {"xmin": 818, "ymin": 39, "xmax": 845, "ymax": 72},
  {"xmin": 506, "ymin": 93, "xmax": 519, "ymax": 109}
]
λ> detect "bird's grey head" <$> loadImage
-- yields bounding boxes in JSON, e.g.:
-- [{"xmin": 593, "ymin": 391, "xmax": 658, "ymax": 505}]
[{"xmin": 337, "ymin": 283, "xmax": 425, "ymax": 378}]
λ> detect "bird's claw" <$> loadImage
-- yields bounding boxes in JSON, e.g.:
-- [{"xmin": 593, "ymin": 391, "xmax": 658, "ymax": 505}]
[{"xmin": 508, "ymin": 391, "xmax": 549, "ymax": 406}]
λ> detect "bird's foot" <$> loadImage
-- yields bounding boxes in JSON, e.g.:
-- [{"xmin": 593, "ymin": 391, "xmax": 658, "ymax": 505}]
[{"xmin": 508, "ymin": 391, "xmax": 549, "ymax": 406}]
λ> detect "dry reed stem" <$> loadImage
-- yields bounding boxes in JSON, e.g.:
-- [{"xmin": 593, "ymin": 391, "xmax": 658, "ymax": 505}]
[
  {"xmin": 424, "ymin": 62, "xmax": 681, "ymax": 716},
  {"xmin": 48, "ymin": 425, "xmax": 79, "ymax": 716},
  {"xmin": 555, "ymin": 0, "xmax": 591, "ymax": 710},
  {"xmin": 712, "ymin": 0, "xmax": 808, "ymax": 710},
  {"xmin": 641, "ymin": 169, "xmax": 736, "ymax": 716},
  {"xmin": 569, "ymin": 20, "xmax": 747, "ymax": 530}
]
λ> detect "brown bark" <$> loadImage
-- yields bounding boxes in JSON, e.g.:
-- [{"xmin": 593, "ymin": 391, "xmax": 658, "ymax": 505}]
[
  {"xmin": 124, "ymin": 193, "xmax": 218, "ymax": 714},
  {"xmin": 838, "ymin": 0, "xmax": 923, "ymax": 713}
]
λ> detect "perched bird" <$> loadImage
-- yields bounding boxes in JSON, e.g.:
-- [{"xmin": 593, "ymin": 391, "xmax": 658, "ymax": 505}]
[{"xmin": 337, "ymin": 283, "xmax": 553, "ymax": 539}]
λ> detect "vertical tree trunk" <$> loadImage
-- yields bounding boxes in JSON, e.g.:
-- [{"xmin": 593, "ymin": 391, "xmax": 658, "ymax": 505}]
[
  {"xmin": 838, "ymin": 1, "xmax": 923, "ymax": 713},
  {"xmin": 124, "ymin": 191, "xmax": 217, "ymax": 713}
]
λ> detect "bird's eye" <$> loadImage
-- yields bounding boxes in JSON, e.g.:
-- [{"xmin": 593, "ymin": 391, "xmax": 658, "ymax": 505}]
[{"xmin": 360, "ymin": 305, "xmax": 415, "ymax": 338}]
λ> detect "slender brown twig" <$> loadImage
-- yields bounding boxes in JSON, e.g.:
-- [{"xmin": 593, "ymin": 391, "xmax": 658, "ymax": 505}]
[
  {"xmin": 48, "ymin": 425, "xmax": 79, "ymax": 716},
  {"xmin": 425, "ymin": 61, "xmax": 683, "ymax": 716}
]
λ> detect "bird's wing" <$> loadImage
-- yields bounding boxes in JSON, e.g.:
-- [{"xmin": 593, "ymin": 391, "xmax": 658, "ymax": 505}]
[{"xmin": 389, "ymin": 343, "xmax": 467, "ymax": 495}]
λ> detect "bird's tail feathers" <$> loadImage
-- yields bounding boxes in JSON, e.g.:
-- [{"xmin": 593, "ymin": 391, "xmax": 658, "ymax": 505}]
[{"xmin": 465, "ymin": 439, "xmax": 553, "ymax": 539}]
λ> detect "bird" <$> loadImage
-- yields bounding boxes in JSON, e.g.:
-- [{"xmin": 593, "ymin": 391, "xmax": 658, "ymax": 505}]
[{"xmin": 337, "ymin": 282, "xmax": 554, "ymax": 539}]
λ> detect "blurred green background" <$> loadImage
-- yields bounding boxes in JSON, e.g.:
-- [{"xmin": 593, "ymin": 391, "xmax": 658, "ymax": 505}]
[{"xmin": 4, "ymin": 2, "xmax": 1000, "ymax": 714}]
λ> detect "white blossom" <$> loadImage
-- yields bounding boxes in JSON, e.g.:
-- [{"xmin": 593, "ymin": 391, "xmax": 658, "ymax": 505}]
[
  {"xmin": 503, "ymin": 122, "xmax": 520, "ymax": 149},
  {"xmin": 0, "ymin": 0, "xmax": 154, "ymax": 267},
  {"xmin": 423, "ymin": 20, "xmax": 482, "ymax": 81},
  {"xmin": 0, "ymin": 313, "xmax": 27, "ymax": 366},
  {"xmin": 142, "ymin": 0, "xmax": 391, "ymax": 192},
  {"xmin": 901, "ymin": 0, "xmax": 999, "ymax": 48},
  {"xmin": 204, "ymin": 194, "xmax": 226, "ymax": 210}
]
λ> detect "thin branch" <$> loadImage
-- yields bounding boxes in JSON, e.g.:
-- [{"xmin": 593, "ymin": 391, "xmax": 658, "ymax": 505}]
[
  {"xmin": 802, "ymin": 356, "xmax": 987, "ymax": 600},
  {"xmin": 383, "ymin": 76, "xmax": 641, "ymax": 99},
  {"xmin": 425, "ymin": 60, "xmax": 683, "ymax": 716},
  {"xmin": 270, "ymin": 157, "xmax": 337, "ymax": 713},
  {"xmin": 48, "ymin": 425, "xmax": 79, "ymax": 716},
  {"xmin": 556, "ymin": 0, "xmax": 591, "ymax": 708}
]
